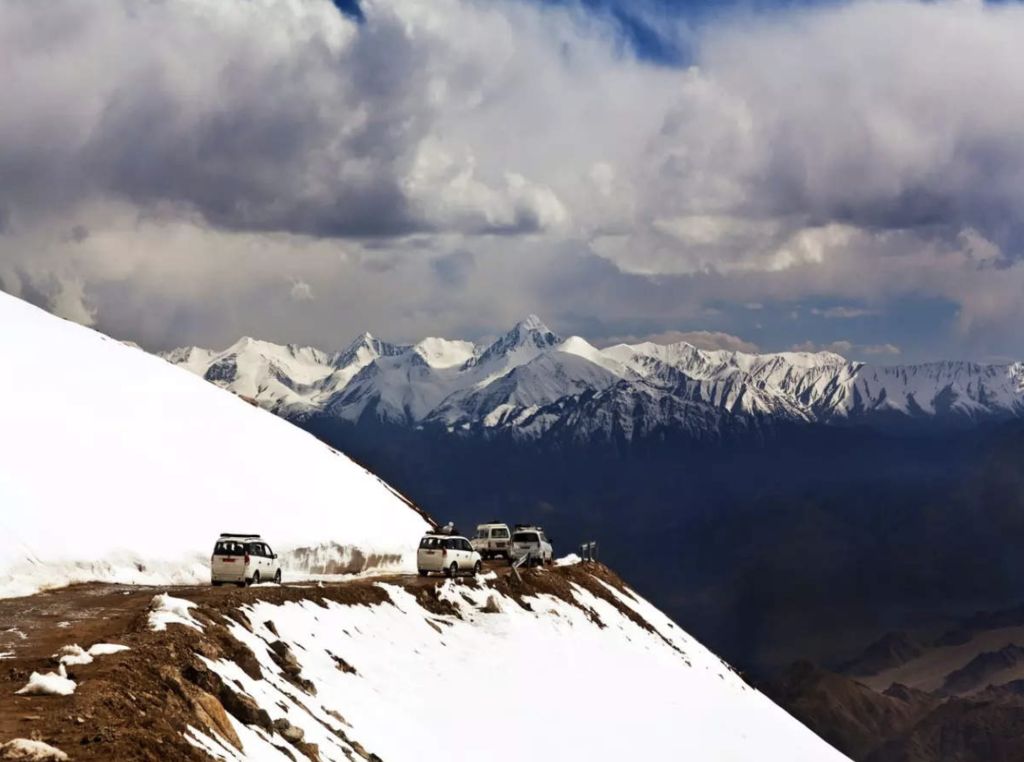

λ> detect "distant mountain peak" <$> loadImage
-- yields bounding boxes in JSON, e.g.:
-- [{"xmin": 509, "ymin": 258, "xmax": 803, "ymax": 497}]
[{"xmin": 516, "ymin": 314, "xmax": 549, "ymax": 332}]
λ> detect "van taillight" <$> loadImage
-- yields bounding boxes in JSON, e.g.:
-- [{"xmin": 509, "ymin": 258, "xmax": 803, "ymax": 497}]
[
  {"xmin": 244, "ymin": 553, "xmax": 250, "ymax": 565},
  {"xmin": 442, "ymin": 548, "xmax": 447, "ymax": 557}
]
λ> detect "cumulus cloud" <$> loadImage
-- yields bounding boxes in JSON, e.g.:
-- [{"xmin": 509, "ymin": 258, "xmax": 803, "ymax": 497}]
[
  {"xmin": 2, "ymin": 0, "xmax": 1024, "ymax": 358},
  {"xmin": 289, "ymin": 279, "xmax": 315, "ymax": 301}
]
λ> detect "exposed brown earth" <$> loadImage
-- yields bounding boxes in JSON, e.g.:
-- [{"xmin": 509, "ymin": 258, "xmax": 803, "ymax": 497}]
[
  {"xmin": 768, "ymin": 620, "xmax": 1024, "ymax": 762},
  {"xmin": 763, "ymin": 662, "xmax": 939, "ymax": 760},
  {"xmin": 843, "ymin": 633, "xmax": 927, "ymax": 678}
]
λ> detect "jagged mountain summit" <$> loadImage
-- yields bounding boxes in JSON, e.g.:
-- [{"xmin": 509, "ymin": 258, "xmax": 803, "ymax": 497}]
[{"xmin": 162, "ymin": 316, "xmax": 1024, "ymax": 441}]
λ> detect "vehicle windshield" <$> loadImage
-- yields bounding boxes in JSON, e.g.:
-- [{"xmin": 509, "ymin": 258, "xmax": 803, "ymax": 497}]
[
  {"xmin": 513, "ymin": 532, "xmax": 540, "ymax": 544},
  {"xmin": 419, "ymin": 536, "xmax": 445, "ymax": 549},
  {"xmin": 214, "ymin": 541, "xmax": 246, "ymax": 556}
]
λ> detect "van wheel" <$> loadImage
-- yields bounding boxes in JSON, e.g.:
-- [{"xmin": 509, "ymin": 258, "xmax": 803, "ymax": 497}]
[
  {"xmin": 446, "ymin": 562, "xmax": 458, "ymax": 578},
  {"xmin": 473, "ymin": 561, "xmax": 482, "ymax": 576},
  {"xmin": 274, "ymin": 569, "xmax": 282, "ymax": 584},
  {"xmin": 212, "ymin": 581, "xmax": 223, "ymax": 587},
  {"xmin": 418, "ymin": 570, "xmax": 428, "ymax": 577},
  {"xmin": 248, "ymin": 571, "xmax": 260, "ymax": 587}
]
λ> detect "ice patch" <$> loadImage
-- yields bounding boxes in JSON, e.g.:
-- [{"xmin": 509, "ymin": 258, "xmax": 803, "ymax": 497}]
[
  {"xmin": 15, "ymin": 665, "xmax": 76, "ymax": 696},
  {"xmin": 0, "ymin": 739, "xmax": 69, "ymax": 761},
  {"xmin": 149, "ymin": 594, "xmax": 203, "ymax": 632},
  {"xmin": 555, "ymin": 553, "xmax": 581, "ymax": 566},
  {"xmin": 0, "ymin": 650, "xmax": 14, "ymax": 659},
  {"xmin": 55, "ymin": 644, "xmax": 93, "ymax": 666},
  {"xmin": 88, "ymin": 643, "xmax": 130, "ymax": 656}
]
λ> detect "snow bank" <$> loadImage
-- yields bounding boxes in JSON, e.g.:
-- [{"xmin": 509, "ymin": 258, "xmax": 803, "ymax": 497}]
[
  {"xmin": 191, "ymin": 575, "xmax": 848, "ymax": 762},
  {"xmin": 87, "ymin": 643, "xmax": 130, "ymax": 656},
  {"xmin": 555, "ymin": 552, "xmax": 581, "ymax": 566},
  {"xmin": 15, "ymin": 666, "xmax": 76, "ymax": 697},
  {"xmin": 55, "ymin": 644, "xmax": 92, "ymax": 667},
  {"xmin": 149, "ymin": 594, "xmax": 203, "ymax": 632},
  {"xmin": 0, "ymin": 292, "xmax": 431, "ymax": 598},
  {"xmin": 0, "ymin": 739, "xmax": 69, "ymax": 761}
]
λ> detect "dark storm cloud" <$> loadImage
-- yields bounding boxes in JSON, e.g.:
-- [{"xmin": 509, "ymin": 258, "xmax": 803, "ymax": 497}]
[
  {"xmin": 3, "ymin": 0, "xmax": 1024, "ymax": 359},
  {"xmin": 431, "ymin": 250, "xmax": 476, "ymax": 287},
  {"xmin": 0, "ymin": 0, "xmax": 564, "ymax": 239}
]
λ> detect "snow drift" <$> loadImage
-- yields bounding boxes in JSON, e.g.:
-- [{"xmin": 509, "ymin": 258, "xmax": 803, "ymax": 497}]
[{"xmin": 0, "ymin": 292, "xmax": 430, "ymax": 598}]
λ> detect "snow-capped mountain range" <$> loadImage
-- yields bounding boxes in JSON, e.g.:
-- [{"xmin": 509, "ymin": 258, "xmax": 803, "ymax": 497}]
[{"xmin": 163, "ymin": 316, "xmax": 1024, "ymax": 442}]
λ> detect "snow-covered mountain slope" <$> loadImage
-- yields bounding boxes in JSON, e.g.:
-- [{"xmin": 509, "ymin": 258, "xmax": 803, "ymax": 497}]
[
  {"xmin": 0, "ymin": 292, "xmax": 431, "ymax": 598},
  {"xmin": 165, "ymin": 316, "xmax": 1024, "ymax": 441},
  {"xmin": 6, "ymin": 565, "xmax": 847, "ymax": 762},
  {"xmin": 189, "ymin": 568, "xmax": 849, "ymax": 762}
]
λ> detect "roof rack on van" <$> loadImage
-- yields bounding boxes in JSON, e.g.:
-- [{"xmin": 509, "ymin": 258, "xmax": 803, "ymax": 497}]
[
  {"xmin": 514, "ymin": 523, "xmax": 538, "ymax": 530},
  {"xmin": 220, "ymin": 533, "xmax": 260, "ymax": 538}
]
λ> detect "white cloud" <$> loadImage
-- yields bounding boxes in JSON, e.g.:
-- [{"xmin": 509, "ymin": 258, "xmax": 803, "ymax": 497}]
[
  {"xmin": 2, "ymin": 0, "xmax": 1024, "ymax": 355},
  {"xmin": 289, "ymin": 278, "xmax": 314, "ymax": 301},
  {"xmin": 863, "ymin": 343, "xmax": 902, "ymax": 356}
]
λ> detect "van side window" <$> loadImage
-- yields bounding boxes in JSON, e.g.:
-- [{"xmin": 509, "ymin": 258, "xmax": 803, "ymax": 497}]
[
  {"xmin": 264, "ymin": 544, "xmax": 274, "ymax": 558},
  {"xmin": 462, "ymin": 539, "xmax": 472, "ymax": 551}
]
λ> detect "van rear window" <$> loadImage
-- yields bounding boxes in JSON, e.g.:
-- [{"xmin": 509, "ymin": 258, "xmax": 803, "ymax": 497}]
[
  {"xmin": 214, "ymin": 541, "xmax": 245, "ymax": 555},
  {"xmin": 419, "ymin": 536, "xmax": 445, "ymax": 549},
  {"xmin": 492, "ymin": 528, "xmax": 509, "ymax": 539},
  {"xmin": 513, "ymin": 532, "xmax": 539, "ymax": 543}
]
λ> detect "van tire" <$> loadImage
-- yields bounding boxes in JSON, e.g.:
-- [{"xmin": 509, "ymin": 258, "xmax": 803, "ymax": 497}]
[
  {"xmin": 212, "ymin": 581, "xmax": 223, "ymax": 587},
  {"xmin": 418, "ymin": 570, "xmax": 429, "ymax": 577},
  {"xmin": 446, "ymin": 562, "xmax": 458, "ymax": 578},
  {"xmin": 248, "ymin": 571, "xmax": 260, "ymax": 587},
  {"xmin": 274, "ymin": 569, "xmax": 282, "ymax": 584},
  {"xmin": 473, "ymin": 561, "xmax": 482, "ymax": 576}
]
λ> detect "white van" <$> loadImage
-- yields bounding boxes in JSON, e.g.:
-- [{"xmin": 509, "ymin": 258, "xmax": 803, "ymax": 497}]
[
  {"xmin": 417, "ymin": 533, "xmax": 482, "ymax": 578},
  {"xmin": 211, "ymin": 534, "xmax": 282, "ymax": 587},
  {"xmin": 510, "ymin": 526, "xmax": 553, "ymax": 567},
  {"xmin": 471, "ymin": 523, "xmax": 512, "ymax": 559}
]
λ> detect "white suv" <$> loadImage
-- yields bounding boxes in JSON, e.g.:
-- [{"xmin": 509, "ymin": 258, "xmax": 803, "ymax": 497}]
[
  {"xmin": 471, "ymin": 523, "xmax": 512, "ymax": 559},
  {"xmin": 510, "ymin": 526, "xmax": 553, "ymax": 567},
  {"xmin": 417, "ymin": 533, "xmax": 482, "ymax": 578},
  {"xmin": 211, "ymin": 534, "xmax": 282, "ymax": 587}
]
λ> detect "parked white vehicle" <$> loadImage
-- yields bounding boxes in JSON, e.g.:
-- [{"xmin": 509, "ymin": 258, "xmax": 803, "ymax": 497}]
[
  {"xmin": 471, "ymin": 523, "xmax": 512, "ymax": 559},
  {"xmin": 417, "ymin": 533, "xmax": 482, "ymax": 577},
  {"xmin": 510, "ymin": 526, "xmax": 553, "ymax": 567},
  {"xmin": 211, "ymin": 534, "xmax": 282, "ymax": 587}
]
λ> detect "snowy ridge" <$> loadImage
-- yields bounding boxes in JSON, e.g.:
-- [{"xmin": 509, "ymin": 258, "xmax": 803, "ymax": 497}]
[
  {"xmin": 164, "ymin": 317, "xmax": 1024, "ymax": 441},
  {"xmin": 0, "ymin": 292, "xmax": 430, "ymax": 598},
  {"xmin": 179, "ymin": 567, "xmax": 849, "ymax": 762}
]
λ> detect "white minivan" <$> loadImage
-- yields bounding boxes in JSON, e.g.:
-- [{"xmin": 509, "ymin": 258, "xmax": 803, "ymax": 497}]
[
  {"xmin": 211, "ymin": 534, "xmax": 283, "ymax": 587},
  {"xmin": 417, "ymin": 533, "xmax": 482, "ymax": 578},
  {"xmin": 510, "ymin": 526, "xmax": 553, "ymax": 567},
  {"xmin": 471, "ymin": 523, "xmax": 512, "ymax": 559}
]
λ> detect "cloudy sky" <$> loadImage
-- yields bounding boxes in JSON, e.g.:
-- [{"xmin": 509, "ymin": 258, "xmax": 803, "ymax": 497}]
[{"xmin": 2, "ymin": 0, "xmax": 1024, "ymax": 362}]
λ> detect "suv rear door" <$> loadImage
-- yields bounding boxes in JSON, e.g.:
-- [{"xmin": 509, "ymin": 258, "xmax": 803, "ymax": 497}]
[{"xmin": 213, "ymin": 540, "xmax": 245, "ymax": 578}]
